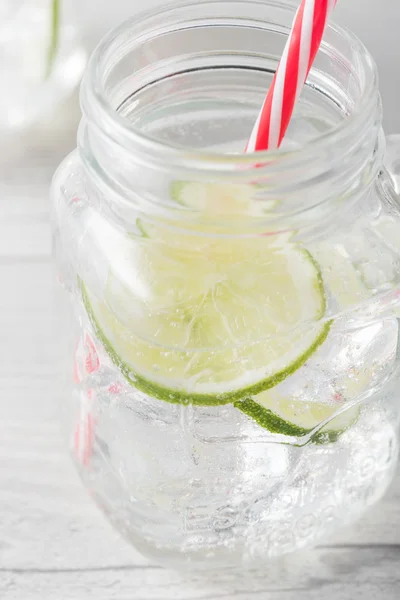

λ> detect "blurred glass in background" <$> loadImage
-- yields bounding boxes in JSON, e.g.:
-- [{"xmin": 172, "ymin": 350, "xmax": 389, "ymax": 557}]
[{"xmin": 0, "ymin": 0, "xmax": 86, "ymax": 135}]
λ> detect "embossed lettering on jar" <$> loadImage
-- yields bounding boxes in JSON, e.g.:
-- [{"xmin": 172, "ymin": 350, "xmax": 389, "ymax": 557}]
[{"xmin": 51, "ymin": 0, "xmax": 400, "ymax": 570}]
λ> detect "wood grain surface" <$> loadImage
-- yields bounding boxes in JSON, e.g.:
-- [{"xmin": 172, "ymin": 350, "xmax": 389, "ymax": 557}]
[{"xmin": 1, "ymin": 92, "xmax": 400, "ymax": 600}]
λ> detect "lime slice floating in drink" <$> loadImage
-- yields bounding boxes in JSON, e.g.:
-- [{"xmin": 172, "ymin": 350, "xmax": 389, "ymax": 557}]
[
  {"xmin": 172, "ymin": 181, "xmax": 251, "ymax": 212},
  {"xmin": 236, "ymin": 362, "xmax": 374, "ymax": 442},
  {"xmin": 236, "ymin": 389, "xmax": 360, "ymax": 443},
  {"xmin": 170, "ymin": 181, "xmax": 276, "ymax": 215},
  {"xmin": 81, "ymin": 214, "xmax": 330, "ymax": 405}
]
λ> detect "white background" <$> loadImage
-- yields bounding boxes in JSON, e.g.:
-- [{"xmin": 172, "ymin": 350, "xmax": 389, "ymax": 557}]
[{"xmin": 80, "ymin": 0, "xmax": 400, "ymax": 133}]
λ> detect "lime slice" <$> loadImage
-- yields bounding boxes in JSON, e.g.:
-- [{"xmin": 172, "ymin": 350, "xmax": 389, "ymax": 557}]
[
  {"xmin": 46, "ymin": 0, "xmax": 60, "ymax": 79},
  {"xmin": 312, "ymin": 242, "xmax": 370, "ymax": 312},
  {"xmin": 235, "ymin": 385, "xmax": 361, "ymax": 443},
  {"xmin": 81, "ymin": 227, "xmax": 330, "ymax": 405},
  {"xmin": 171, "ymin": 181, "xmax": 276, "ymax": 216},
  {"xmin": 135, "ymin": 215, "xmax": 295, "ymax": 268}
]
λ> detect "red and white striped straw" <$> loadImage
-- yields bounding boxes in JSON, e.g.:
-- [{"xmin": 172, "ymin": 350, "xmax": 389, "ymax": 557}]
[{"xmin": 246, "ymin": 0, "xmax": 337, "ymax": 153}]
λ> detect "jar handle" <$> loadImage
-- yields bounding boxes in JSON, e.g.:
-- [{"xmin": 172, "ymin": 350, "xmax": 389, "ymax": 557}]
[{"xmin": 385, "ymin": 134, "xmax": 400, "ymax": 198}]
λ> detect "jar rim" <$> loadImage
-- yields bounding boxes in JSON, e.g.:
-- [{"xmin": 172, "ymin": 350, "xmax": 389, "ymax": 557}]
[{"xmin": 81, "ymin": 0, "xmax": 379, "ymax": 175}]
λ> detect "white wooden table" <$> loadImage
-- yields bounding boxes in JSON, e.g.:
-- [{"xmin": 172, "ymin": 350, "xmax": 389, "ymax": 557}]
[{"xmin": 1, "ymin": 94, "xmax": 400, "ymax": 600}]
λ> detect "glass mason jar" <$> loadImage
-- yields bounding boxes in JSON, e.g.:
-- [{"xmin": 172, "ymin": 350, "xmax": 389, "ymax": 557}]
[
  {"xmin": 0, "ymin": 0, "xmax": 86, "ymax": 132},
  {"xmin": 52, "ymin": 0, "xmax": 400, "ymax": 570}
]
